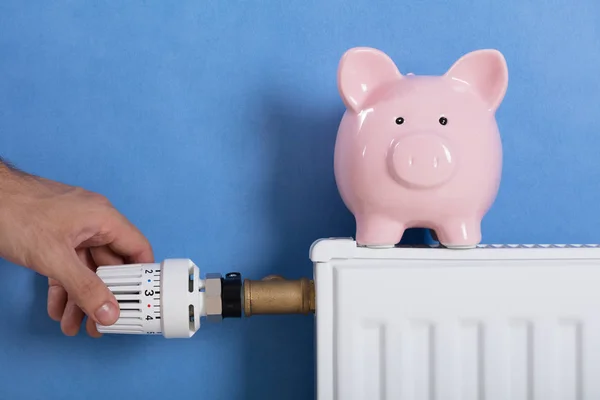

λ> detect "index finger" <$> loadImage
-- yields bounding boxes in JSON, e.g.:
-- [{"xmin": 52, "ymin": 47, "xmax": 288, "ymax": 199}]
[
  {"xmin": 83, "ymin": 209, "xmax": 154, "ymax": 264},
  {"xmin": 107, "ymin": 211, "xmax": 154, "ymax": 264}
]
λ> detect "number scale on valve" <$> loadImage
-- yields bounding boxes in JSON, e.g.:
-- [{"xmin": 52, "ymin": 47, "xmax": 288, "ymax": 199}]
[
  {"xmin": 96, "ymin": 263, "xmax": 165, "ymax": 335},
  {"xmin": 141, "ymin": 267, "xmax": 162, "ymax": 335}
]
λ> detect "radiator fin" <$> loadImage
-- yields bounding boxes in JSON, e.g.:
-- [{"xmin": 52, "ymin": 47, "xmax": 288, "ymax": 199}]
[{"xmin": 347, "ymin": 318, "xmax": 589, "ymax": 400}]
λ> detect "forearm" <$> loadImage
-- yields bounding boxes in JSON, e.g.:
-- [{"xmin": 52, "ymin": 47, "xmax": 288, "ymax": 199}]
[
  {"xmin": 0, "ymin": 159, "xmax": 54, "ymax": 228},
  {"xmin": 0, "ymin": 158, "xmax": 22, "ymax": 196},
  {"xmin": 0, "ymin": 159, "xmax": 27, "ymax": 265},
  {"xmin": 0, "ymin": 158, "xmax": 16, "ymax": 179},
  {"xmin": 0, "ymin": 159, "xmax": 71, "ymax": 203},
  {"xmin": 0, "ymin": 158, "xmax": 34, "ymax": 198}
]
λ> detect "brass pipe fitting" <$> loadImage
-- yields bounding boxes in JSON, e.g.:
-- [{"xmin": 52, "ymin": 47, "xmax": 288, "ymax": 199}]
[{"xmin": 243, "ymin": 275, "xmax": 315, "ymax": 316}]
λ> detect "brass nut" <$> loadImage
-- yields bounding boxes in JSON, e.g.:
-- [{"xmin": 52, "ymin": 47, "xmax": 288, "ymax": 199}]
[{"xmin": 205, "ymin": 273, "xmax": 222, "ymax": 322}]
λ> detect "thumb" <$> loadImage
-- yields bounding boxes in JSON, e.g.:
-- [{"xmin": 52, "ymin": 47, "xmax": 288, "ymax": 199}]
[{"xmin": 54, "ymin": 250, "xmax": 120, "ymax": 326}]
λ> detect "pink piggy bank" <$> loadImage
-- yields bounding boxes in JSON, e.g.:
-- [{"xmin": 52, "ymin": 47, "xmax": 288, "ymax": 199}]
[{"xmin": 334, "ymin": 47, "xmax": 508, "ymax": 248}]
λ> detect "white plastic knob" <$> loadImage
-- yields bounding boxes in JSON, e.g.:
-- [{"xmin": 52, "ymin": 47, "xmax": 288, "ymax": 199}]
[{"xmin": 95, "ymin": 259, "xmax": 206, "ymax": 338}]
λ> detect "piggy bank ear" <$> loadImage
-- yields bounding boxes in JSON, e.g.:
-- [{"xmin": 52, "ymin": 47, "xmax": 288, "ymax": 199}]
[
  {"xmin": 338, "ymin": 47, "xmax": 402, "ymax": 113},
  {"xmin": 445, "ymin": 49, "xmax": 508, "ymax": 112}
]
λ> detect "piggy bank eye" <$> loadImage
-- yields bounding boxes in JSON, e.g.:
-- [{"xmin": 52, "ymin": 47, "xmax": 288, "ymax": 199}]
[
  {"xmin": 439, "ymin": 117, "xmax": 448, "ymax": 126},
  {"xmin": 395, "ymin": 117, "xmax": 404, "ymax": 125}
]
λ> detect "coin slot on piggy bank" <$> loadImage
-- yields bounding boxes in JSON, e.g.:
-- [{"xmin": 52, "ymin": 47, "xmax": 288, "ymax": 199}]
[{"xmin": 334, "ymin": 47, "xmax": 508, "ymax": 249}]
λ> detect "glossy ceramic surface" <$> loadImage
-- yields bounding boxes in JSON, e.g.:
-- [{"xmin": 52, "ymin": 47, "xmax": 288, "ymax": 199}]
[{"xmin": 334, "ymin": 47, "xmax": 508, "ymax": 248}]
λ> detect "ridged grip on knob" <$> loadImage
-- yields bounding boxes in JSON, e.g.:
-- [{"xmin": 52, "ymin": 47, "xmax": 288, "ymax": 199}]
[{"xmin": 96, "ymin": 259, "xmax": 205, "ymax": 338}]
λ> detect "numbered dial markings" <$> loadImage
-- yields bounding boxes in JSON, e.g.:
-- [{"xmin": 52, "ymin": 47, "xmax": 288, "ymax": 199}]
[{"xmin": 142, "ymin": 268, "xmax": 162, "ymax": 334}]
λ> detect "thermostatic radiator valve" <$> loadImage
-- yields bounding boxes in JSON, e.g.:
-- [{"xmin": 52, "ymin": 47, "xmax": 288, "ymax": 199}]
[{"xmin": 95, "ymin": 259, "xmax": 314, "ymax": 338}]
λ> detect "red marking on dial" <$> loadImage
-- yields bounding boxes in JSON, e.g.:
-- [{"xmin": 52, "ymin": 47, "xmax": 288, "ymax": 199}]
[{"xmin": 147, "ymin": 304, "xmax": 151, "ymax": 308}]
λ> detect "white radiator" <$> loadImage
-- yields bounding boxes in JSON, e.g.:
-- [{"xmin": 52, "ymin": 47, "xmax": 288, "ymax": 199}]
[{"xmin": 310, "ymin": 238, "xmax": 600, "ymax": 400}]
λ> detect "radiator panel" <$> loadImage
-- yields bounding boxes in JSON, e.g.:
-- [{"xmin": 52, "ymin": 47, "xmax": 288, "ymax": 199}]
[{"xmin": 311, "ymin": 239, "xmax": 600, "ymax": 400}]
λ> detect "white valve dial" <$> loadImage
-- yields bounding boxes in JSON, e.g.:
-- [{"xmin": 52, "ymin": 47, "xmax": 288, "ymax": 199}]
[{"xmin": 96, "ymin": 259, "xmax": 206, "ymax": 338}]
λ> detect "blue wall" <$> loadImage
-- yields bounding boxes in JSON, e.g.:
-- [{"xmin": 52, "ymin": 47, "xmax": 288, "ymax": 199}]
[{"xmin": 1, "ymin": 1, "xmax": 599, "ymax": 399}]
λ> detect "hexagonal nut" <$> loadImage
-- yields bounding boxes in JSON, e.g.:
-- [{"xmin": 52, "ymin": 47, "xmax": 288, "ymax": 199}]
[{"xmin": 204, "ymin": 273, "xmax": 222, "ymax": 322}]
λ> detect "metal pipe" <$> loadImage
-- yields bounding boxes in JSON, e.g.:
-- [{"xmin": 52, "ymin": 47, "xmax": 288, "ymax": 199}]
[{"xmin": 243, "ymin": 275, "xmax": 315, "ymax": 316}]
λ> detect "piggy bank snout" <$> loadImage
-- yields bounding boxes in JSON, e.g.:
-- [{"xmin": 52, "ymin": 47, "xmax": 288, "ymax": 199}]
[{"xmin": 389, "ymin": 134, "xmax": 455, "ymax": 188}]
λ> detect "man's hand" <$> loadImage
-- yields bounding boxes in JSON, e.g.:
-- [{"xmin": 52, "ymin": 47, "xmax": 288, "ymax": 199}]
[{"xmin": 0, "ymin": 161, "xmax": 153, "ymax": 337}]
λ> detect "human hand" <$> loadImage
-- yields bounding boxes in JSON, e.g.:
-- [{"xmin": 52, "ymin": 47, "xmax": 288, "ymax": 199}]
[{"xmin": 0, "ymin": 162, "xmax": 153, "ymax": 337}]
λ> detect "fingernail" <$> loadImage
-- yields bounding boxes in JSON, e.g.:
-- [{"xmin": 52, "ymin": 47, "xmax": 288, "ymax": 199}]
[{"xmin": 95, "ymin": 302, "xmax": 118, "ymax": 326}]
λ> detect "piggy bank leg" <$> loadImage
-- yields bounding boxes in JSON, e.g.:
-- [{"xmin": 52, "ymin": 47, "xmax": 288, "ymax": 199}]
[
  {"xmin": 355, "ymin": 215, "xmax": 405, "ymax": 248},
  {"xmin": 436, "ymin": 218, "xmax": 481, "ymax": 249}
]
